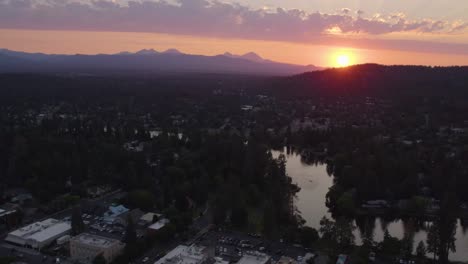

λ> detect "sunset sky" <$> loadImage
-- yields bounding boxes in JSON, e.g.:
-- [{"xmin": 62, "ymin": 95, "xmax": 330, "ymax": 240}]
[{"xmin": 1, "ymin": 0, "xmax": 467, "ymax": 66}]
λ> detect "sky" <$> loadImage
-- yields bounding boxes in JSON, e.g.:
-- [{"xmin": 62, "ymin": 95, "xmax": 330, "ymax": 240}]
[{"xmin": 0, "ymin": 0, "xmax": 467, "ymax": 66}]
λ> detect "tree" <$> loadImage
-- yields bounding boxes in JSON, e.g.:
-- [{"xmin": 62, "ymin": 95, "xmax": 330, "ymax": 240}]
[
  {"xmin": 319, "ymin": 216, "xmax": 355, "ymax": 257},
  {"xmin": 299, "ymin": 226, "xmax": 319, "ymax": 247},
  {"xmin": 416, "ymin": 241, "xmax": 427, "ymax": 262},
  {"xmin": 380, "ymin": 230, "xmax": 401, "ymax": 256},
  {"xmin": 93, "ymin": 254, "xmax": 107, "ymax": 264},
  {"xmin": 426, "ymin": 223, "xmax": 440, "ymax": 261},
  {"xmin": 231, "ymin": 206, "xmax": 248, "ymax": 228},
  {"xmin": 436, "ymin": 190, "xmax": 457, "ymax": 264},
  {"xmin": 71, "ymin": 206, "xmax": 84, "ymax": 235},
  {"xmin": 127, "ymin": 190, "xmax": 156, "ymax": 211},
  {"xmin": 152, "ymin": 214, "xmax": 159, "ymax": 223},
  {"xmin": 123, "ymin": 216, "xmax": 137, "ymax": 258}
]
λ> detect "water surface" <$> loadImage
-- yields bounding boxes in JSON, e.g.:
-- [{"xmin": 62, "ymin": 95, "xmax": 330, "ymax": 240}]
[{"xmin": 272, "ymin": 149, "xmax": 468, "ymax": 261}]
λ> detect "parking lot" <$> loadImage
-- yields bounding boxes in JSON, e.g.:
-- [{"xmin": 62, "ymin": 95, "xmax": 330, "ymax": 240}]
[
  {"xmin": 196, "ymin": 229, "xmax": 318, "ymax": 263},
  {"xmin": 64, "ymin": 213, "xmax": 126, "ymax": 240}
]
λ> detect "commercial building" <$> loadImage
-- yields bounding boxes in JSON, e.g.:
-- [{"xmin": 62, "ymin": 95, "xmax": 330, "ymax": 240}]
[
  {"xmin": 102, "ymin": 205, "xmax": 129, "ymax": 225},
  {"xmin": 0, "ymin": 203, "xmax": 21, "ymax": 228},
  {"xmin": 139, "ymin": 212, "xmax": 163, "ymax": 226},
  {"xmin": 148, "ymin": 218, "xmax": 170, "ymax": 234},
  {"xmin": 70, "ymin": 233, "xmax": 125, "ymax": 264},
  {"xmin": 5, "ymin": 218, "xmax": 71, "ymax": 250},
  {"xmin": 276, "ymin": 256, "xmax": 297, "ymax": 264},
  {"xmin": 237, "ymin": 251, "xmax": 271, "ymax": 264},
  {"xmin": 155, "ymin": 245, "xmax": 209, "ymax": 264},
  {"xmin": 115, "ymin": 208, "xmax": 144, "ymax": 226}
]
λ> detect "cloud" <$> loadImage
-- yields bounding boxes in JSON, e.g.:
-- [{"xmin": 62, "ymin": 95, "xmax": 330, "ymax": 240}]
[{"xmin": 0, "ymin": 0, "xmax": 467, "ymax": 55}]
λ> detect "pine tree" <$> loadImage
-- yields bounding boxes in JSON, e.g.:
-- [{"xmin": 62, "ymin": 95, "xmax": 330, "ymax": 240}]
[
  {"xmin": 123, "ymin": 216, "xmax": 138, "ymax": 258},
  {"xmin": 416, "ymin": 241, "xmax": 427, "ymax": 262},
  {"xmin": 71, "ymin": 206, "xmax": 84, "ymax": 235},
  {"xmin": 427, "ymin": 223, "xmax": 439, "ymax": 261},
  {"xmin": 93, "ymin": 254, "xmax": 107, "ymax": 264}
]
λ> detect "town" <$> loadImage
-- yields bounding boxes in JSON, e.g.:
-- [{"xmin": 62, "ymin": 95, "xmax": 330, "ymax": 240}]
[{"xmin": 1, "ymin": 68, "xmax": 468, "ymax": 264}]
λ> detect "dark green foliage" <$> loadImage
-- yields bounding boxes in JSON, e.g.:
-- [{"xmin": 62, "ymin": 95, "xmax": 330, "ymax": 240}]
[
  {"xmin": 126, "ymin": 190, "xmax": 156, "ymax": 211},
  {"xmin": 0, "ymin": 257, "xmax": 16, "ymax": 264},
  {"xmin": 298, "ymin": 226, "xmax": 319, "ymax": 247},
  {"xmin": 319, "ymin": 216, "xmax": 355, "ymax": 258},
  {"xmin": 379, "ymin": 230, "xmax": 402, "ymax": 257},
  {"xmin": 416, "ymin": 241, "xmax": 427, "ymax": 262},
  {"xmin": 71, "ymin": 206, "xmax": 85, "ymax": 236},
  {"xmin": 93, "ymin": 254, "xmax": 107, "ymax": 264},
  {"xmin": 123, "ymin": 216, "xmax": 138, "ymax": 258}
]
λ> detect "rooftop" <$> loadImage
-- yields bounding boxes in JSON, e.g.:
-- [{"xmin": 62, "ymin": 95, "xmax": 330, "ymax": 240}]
[
  {"xmin": 8, "ymin": 218, "xmax": 71, "ymax": 242},
  {"xmin": 155, "ymin": 245, "xmax": 207, "ymax": 264},
  {"xmin": 148, "ymin": 218, "xmax": 170, "ymax": 230},
  {"xmin": 140, "ymin": 212, "xmax": 162, "ymax": 223},
  {"xmin": 103, "ymin": 204, "xmax": 129, "ymax": 223},
  {"xmin": 71, "ymin": 233, "xmax": 121, "ymax": 248},
  {"xmin": 277, "ymin": 256, "xmax": 296, "ymax": 264},
  {"xmin": 237, "ymin": 251, "xmax": 270, "ymax": 264}
]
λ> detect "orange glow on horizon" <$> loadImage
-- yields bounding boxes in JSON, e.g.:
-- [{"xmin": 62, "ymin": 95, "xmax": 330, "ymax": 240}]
[
  {"xmin": 333, "ymin": 51, "xmax": 355, "ymax": 67},
  {"xmin": 1, "ymin": 29, "xmax": 468, "ymax": 67}
]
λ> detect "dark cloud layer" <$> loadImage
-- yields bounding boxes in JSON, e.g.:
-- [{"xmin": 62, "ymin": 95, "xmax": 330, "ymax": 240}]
[{"xmin": 1, "ymin": 0, "xmax": 467, "ymax": 54}]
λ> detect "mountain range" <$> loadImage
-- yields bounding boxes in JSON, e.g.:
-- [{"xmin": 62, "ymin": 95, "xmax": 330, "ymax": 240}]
[{"xmin": 0, "ymin": 48, "xmax": 321, "ymax": 76}]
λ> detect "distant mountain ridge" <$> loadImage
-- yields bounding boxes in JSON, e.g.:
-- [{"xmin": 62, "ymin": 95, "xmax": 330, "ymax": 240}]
[{"xmin": 0, "ymin": 48, "xmax": 322, "ymax": 75}]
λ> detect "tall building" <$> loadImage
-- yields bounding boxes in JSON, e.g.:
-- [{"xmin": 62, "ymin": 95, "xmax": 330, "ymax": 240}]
[
  {"xmin": 5, "ymin": 218, "xmax": 71, "ymax": 250},
  {"xmin": 70, "ymin": 233, "xmax": 125, "ymax": 264}
]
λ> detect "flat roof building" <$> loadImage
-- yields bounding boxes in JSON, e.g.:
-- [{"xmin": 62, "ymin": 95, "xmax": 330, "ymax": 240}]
[
  {"xmin": 102, "ymin": 205, "xmax": 129, "ymax": 225},
  {"xmin": 148, "ymin": 218, "xmax": 170, "ymax": 232},
  {"xmin": 237, "ymin": 251, "xmax": 271, "ymax": 264},
  {"xmin": 155, "ymin": 245, "xmax": 208, "ymax": 264},
  {"xmin": 5, "ymin": 218, "xmax": 71, "ymax": 250},
  {"xmin": 70, "ymin": 233, "xmax": 125, "ymax": 264},
  {"xmin": 140, "ymin": 212, "xmax": 163, "ymax": 226},
  {"xmin": 277, "ymin": 256, "xmax": 297, "ymax": 264}
]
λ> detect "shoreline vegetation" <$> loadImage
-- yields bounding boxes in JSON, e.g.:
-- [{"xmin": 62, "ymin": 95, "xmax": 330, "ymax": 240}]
[{"xmin": 274, "ymin": 144, "xmax": 462, "ymax": 263}]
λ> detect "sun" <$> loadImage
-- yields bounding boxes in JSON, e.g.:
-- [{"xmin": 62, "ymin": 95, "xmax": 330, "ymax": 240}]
[{"xmin": 336, "ymin": 54, "xmax": 351, "ymax": 67}]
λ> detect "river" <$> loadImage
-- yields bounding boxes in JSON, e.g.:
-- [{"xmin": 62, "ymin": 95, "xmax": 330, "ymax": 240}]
[{"xmin": 272, "ymin": 149, "xmax": 468, "ymax": 261}]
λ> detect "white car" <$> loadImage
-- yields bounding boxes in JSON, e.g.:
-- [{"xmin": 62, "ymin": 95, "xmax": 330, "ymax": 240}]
[{"xmin": 142, "ymin": 257, "xmax": 150, "ymax": 263}]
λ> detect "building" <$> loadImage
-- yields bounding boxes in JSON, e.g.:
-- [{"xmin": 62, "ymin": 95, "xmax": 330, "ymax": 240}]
[
  {"xmin": 155, "ymin": 245, "xmax": 209, "ymax": 264},
  {"xmin": 277, "ymin": 256, "xmax": 297, "ymax": 264},
  {"xmin": 115, "ymin": 208, "xmax": 144, "ymax": 226},
  {"xmin": 5, "ymin": 218, "xmax": 71, "ymax": 250},
  {"xmin": 70, "ymin": 233, "xmax": 125, "ymax": 264},
  {"xmin": 148, "ymin": 218, "xmax": 170, "ymax": 234},
  {"xmin": 11, "ymin": 193, "xmax": 33, "ymax": 205},
  {"xmin": 139, "ymin": 212, "xmax": 162, "ymax": 226},
  {"xmin": 336, "ymin": 255, "xmax": 349, "ymax": 264},
  {"xmin": 237, "ymin": 251, "xmax": 271, "ymax": 264},
  {"xmin": 102, "ymin": 205, "xmax": 129, "ymax": 225},
  {"xmin": 0, "ymin": 203, "xmax": 21, "ymax": 228}
]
